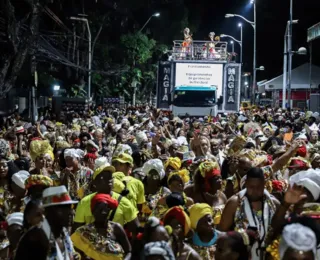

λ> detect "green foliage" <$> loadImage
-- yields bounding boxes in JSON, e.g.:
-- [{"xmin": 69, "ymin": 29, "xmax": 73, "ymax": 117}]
[
  {"xmin": 120, "ymin": 32, "xmax": 156, "ymax": 65},
  {"xmin": 69, "ymin": 84, "xmax": 87, "ymax": 98}
]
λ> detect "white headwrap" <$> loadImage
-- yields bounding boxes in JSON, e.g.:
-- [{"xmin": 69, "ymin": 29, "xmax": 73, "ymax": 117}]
[
  {"xmin": 95, "ymin": 128, "xmax": 104, "ymax": 134},
  {"xmin": 279, "ymin": 223, "xmax": 316, "ymax": 259},
  {"xmin": 6, "ymin": 212, "xmax": 24, "ymax": 226},
  {"xmin": 12, "ymin": 170, "xmax": 30, "ymax": 189},
  {"xmin": 177, "ymin": 136, "xmax": 188, "ymax": 146},
  {"xmin": 297, "ymin": 133, "xmax": 308, "ymax": 141},
  {"xmin": 113, "ymin": 144, "xmax": 133, "ymax": 156},
  {"xmin": 94, "ymin": 157, "xmax": 109, "ymax": 170},
  {"xmin": 142, "ymin": 159, "xmax": 165, "ymax": 180},
  {"xmin": 289, "ymin": 169, "xmax": 320, "ymax": 200},
  {"xmin": 136, "ymin": 131, "xmax": 148, "ymax": 146},
  {"xmin": 143, "ymin": 241, "xmax": 175, "ymax": 260},
  {"xmin": 57, "ymin": 136, "xmax": 64, "ymax": 142},
  {"xmin": 64, "ymin": 148, "xmax": 84, "ymax": 159},
  {"xmin": 309, "ymin": 123, "xmax": 319, "ymax": 132}
]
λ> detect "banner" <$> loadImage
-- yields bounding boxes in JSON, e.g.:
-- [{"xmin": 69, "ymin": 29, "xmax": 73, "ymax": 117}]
[
  {"xmin": 175, "ymin": 63, "xmax": 223, "ymax": 97},
  {"xmin": 157, "ymin": 62, "xmax": 172, "ymax": 109},
  {"xmin": 223, "ymin": 64, "xmax": 241, "ymax": 112}
]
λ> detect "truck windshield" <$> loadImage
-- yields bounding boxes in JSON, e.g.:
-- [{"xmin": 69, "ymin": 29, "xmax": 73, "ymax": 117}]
[{"xmin": 173, "ymin": 90, "xmax": 216, "ymax": 107}]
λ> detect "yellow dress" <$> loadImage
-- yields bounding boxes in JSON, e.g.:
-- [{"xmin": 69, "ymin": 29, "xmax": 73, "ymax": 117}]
[{"xmin": 71, "ymin": 223, "xmax": 124, "ymax": 260}]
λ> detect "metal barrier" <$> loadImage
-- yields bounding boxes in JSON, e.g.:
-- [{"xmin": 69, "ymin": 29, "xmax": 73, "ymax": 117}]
[{"xmin": 172, "ymin": 40, "xmax": 229, "ymax": 62}]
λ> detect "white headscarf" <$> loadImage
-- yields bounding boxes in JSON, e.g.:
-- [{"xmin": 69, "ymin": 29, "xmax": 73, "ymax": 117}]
[
  {"xmin": 64, "ymin": 148, "xmax": 84, "ymax": 159},
  {"xmin": 143, "ymin": 241, "xmax": 175, "ymax": 260},
  {"xmin": 142, "ymin": 159, "xmax": 165, "ymax": 180},
  {"xmin": 6, "ymin": 212, "xmax": 24, "ymax": 226},
  {"xmin": 279, "ymin": 223, "xmax": 316, "ymax": 259},
  {"xmin": 94, "ymin": 157, "xmax": 109, "ymax": 170},
  {"xmin": 136, "ymin": 131, "xmax": 148, "ymax": 146},
  {"xmin": 113, "ymin": 144, "xmax": 133, "ymax": 156},
  {"xmin": 289, "ymin": 169, "xmax": 320, "ymax": 200},
  {"xmin": 12, "ymin": 170, "xmax": 30, "ymax": 189}
]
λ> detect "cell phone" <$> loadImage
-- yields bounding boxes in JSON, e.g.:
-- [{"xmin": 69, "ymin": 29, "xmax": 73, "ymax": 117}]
[{"xmin": 247, "ymin": 226, "xmax": 258, "ymax": 232}]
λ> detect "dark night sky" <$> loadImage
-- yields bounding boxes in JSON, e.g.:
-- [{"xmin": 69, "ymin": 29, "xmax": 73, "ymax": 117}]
[
  {"xmin": 39, "ymin": 0, "xmax": 320, "ymax": 83},
  {"xmin": 147, "ymin": 0, "xmax": 320, "ymax": 82},
  {"xmin": 185, "ymin": 0, "xmax": 320, "ymax": 81}
]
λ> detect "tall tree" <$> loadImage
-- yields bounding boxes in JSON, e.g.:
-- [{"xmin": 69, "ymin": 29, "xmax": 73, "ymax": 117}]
[{"xmin": 0, "ymin": 0, "xmax": 48, "ymax": 96}]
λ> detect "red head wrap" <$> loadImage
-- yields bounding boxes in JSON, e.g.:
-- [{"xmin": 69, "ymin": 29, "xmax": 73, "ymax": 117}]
[
  {"xmin": 91, "ymin": 194, "xmax": 119, "ymax": 212},
  {"xmin": 199, "ymin": 162, "xmax": 221, "ymax": 192},
  {"xmin": 266, "ymin": 155, "xmax": 273, "ymax": 166},
  {"xmin": 288, "ymin": 159, "xmax": 308, "ymax": 169},
  {"xmin": 163, "ymin": 206, "xmax": 191, "ymax": 236},
  {"xmin": 84, "ymin": 153, "xmax": 97, "ymax": 161},
  {"xmin": 272, "ymin": 180, "xmax": 285, "ymax": 193},
  {"xmin": 296, "ymin": 146, "xmax": 307, "ymax": 158}
]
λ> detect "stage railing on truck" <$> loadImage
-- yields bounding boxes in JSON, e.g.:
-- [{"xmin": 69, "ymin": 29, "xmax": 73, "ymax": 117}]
[{"xmin": 171, "ymin": 40, "xmax": 229, "ymax": 62}]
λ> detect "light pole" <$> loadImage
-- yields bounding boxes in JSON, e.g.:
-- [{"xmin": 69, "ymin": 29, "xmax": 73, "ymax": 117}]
[
  {"xmin": 71, "ymin": 16, "xmax": 91, "ymax": 100},
  {"xmin": 220, "ymin": 34, "xmax": 242, "ymax": 63},
  {"xmin": 225, "ymin": 1, "xmax": 256, "ymax": 103},
  {"xmin": 283, "ymin": 20, "xmax": 298, "ymax": 109},
  {"xmin": 287, "ymin": 0, "xmax": 293, "ymax": 110},
  {"xmin": 238, "ymin": 23, "xmax": 243, "ymax": 64},
  {"xmin": 139, "ymin": 12, "xmax": 160, "ymax": 33},
  {"xmin": 252, "ymin": 0, "xmax": 257, "ymax": 105},
  {"xmin": 230, "ymin": 41, "xmax": 234, "ymax": 61},
  {"xmin": 286, "ymin": 1, "xmax": 306, "ymax": 109}
]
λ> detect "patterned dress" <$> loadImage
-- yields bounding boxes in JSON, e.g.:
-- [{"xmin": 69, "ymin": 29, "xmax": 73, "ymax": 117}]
[
  {"xmin": 140, "ymin": 187, "xmax": 171, "ymax": 225},
  {"xmin": 71, "ymin": 223, "xmax": 124, "ymax": 260},
  {"xmin": 64, "ymin": 167, "xmax": 93, "ymax": 200},
  {"xmin": 188, "ymin": 231, "xmax": 221, "ymax": 260},
  {"xmin": 0, "ymin": 185, "xmax": 15, "ymax": 217}
]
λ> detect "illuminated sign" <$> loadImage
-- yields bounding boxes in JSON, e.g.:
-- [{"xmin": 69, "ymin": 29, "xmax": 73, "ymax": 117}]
[
  {"xmin": 157, "ymin": 62, "xmax": 171, "ymax": 109},
  {"xmin": 174, "ymin": 63, "xmax": 223, "ymax": 98}
]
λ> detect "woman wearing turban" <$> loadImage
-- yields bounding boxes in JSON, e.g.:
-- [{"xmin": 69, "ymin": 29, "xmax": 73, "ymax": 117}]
[
  {"xmin": 187, "ymin": 203, "xmax": 222, "ymax": 260},
  {"xmin": 164, "ymin": 157, "xmax": 182, "ymax": 176},
  {"xmin": 25, "ymin": 174, "xmax": 53, "ymax": 203},
  {"xmin": 140, "ymin": 159, "xmax": 171, "ymax": 226},
  {"xmin": 185, "ymin": 161, "xmax": 226, "ymax": 225},
  {"xmin": 163, "ymin": 206, "xmax": 201, "ymax": 260},
  {"xmin": 29, "ymin": 140, "xmax": 53, "ymax": 176},
  {"xmin": 279, "ymin": 223, "xmax": 316, "ymax": 260},
  {"xmin": 153, "ymin": 169, "xmax": 194, "ymax": 220},
  {"xmin": 72, "ymin": 193, "xmax": 131, "ymax": 260},
  {"xmin": 61, "ymin": 148, "xmax": 93, "ymax": 200}
]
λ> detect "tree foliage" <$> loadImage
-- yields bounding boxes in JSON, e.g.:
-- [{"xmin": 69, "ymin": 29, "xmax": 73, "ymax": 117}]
[
  {"xmin": 0, "ymin": 0, "xmax": 194, "ymax": 103},
  {"xmin": 121, "ymin": 32, "xmax": 156, "ymax": 65},
  {"xmin": 0, "ymin": 0, "xmax": 48, "ymax": 96}
]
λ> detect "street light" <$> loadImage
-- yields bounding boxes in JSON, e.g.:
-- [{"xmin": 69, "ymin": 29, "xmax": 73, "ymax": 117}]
[
  {"xmin": 283, "ymin": 20, "xmax": 299, "ymax": 109},
  {"xmin": 230, "ymin": 41, "xmax": 235, "ymax": 60},
  {"xmin": 225, "ymin": 14, "xmax": 235, "ymax": 18},
  {"xmin": 255, "ymin": 66, "xmax": 265, "ymax": 71},
  {"xmin": 71, "ymin": 16, "xmax": 91, "ymax": 99},
  {"xmin": 220, "ymin": 34, "xmax": 242, "ymax": 63},
  {"xmin": 225, "ymin": 4, "xmax": 256, "ymax": 104},
  {"xmin": 294, "ymin": 47, "xmax": 307, "ymax": 55},
  {"xmin": 139, "ymin": 12, "xmax": 160, "ymax": 33},
  {"xmin": 53, "ymin": 85, "xmax": 60, "ymax": 91}
]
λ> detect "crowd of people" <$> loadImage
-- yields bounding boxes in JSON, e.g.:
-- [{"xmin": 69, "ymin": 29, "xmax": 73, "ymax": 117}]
[{"xmin": 0, "ymin": 105, "xmax": 320, "ymax": 260}]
